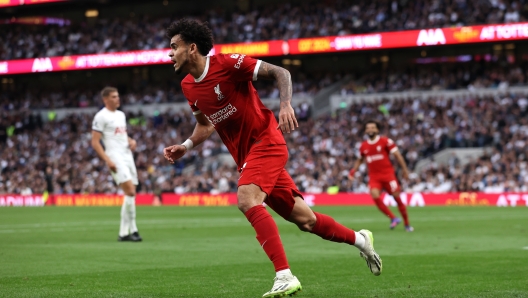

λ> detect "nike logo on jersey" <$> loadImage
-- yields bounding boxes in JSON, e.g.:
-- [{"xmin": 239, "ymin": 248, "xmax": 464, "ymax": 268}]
[{"xmin": 214, "ymin": 84, "xmax": 224, "ymax": 101}]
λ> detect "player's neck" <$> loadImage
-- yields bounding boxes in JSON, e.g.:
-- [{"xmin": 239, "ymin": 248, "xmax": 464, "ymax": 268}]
[
  {"xmin": 189, "ymin": 56, "xmax": 208, "ymax": 80},
  {"xmin": 368, "ymin": 135, "xmax": 380, "ymax": 143},
  {"xmin": 105, "ymin": 106, "xmax": 117, "ymax": 112}
]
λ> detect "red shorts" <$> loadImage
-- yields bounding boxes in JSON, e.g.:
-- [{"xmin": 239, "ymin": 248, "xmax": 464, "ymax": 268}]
[
  {"xmin": 238, "ymin": 143, "xmax": 303, "ymax": 219},
  {"xmin": 369, "ymin": 176, "xmax": 401, "ymax": 194}
]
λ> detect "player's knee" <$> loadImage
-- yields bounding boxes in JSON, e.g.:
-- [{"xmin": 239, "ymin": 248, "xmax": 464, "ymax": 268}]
[
  {"xmin": 123, "ymin": 186, "xmax": 136, "ymax": 197},
  {"xmin": 237, "ymin": 185, "xmax": 265, "ymax": 213},
  {"xmin": 296, "ymin": 214, "xmax": 317, "ymax": 232},
  {"xmin": 237, "ymin": 195, "xmax": 260, "ymax": 213},
  {"xmin": 237, "ymin": 201, "xmax": 254, "ymax": 213}
]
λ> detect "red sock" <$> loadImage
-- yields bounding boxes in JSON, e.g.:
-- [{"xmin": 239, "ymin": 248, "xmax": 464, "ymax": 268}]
[
  {"xmin": 374, "ymin": 198, "xmax": 396, "ymax": 219},
  {"xmin": 311, "ymin": 212, "xmax": 356, "ymax": 245},
  {"xmin": 393, "ymin": 196, "xmax": 410, "ymax": 226},
  {"xmin": 244, "ymin": 205, "xmax": 289, "ymax": 272}
]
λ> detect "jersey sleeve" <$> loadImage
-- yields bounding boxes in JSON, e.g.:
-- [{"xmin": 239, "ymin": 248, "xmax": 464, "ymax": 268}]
[
  {"xmin": 386, "ymin": 138, "xmax": 398, "ymax": 154},
  {"xmin": 221, "ymin": 53, "xmax": 262, "ymax": 82},
  {"xmin": 181, "ymin": 84, "xmax": 202, "ymax": 115},
  {"xmin": 358, "ymin": 143, "xmax": 365, "ymax": 158},
  {"xmin": 92, "ymin": 112, "xmax": 105, "ymax": 132}
]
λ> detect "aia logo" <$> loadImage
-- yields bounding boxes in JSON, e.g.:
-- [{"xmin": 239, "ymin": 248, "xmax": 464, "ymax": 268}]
[
  {"xmin": 214, "ymin": 84, "xmax": 224, "ymax": 101},
  {"xmin": 416, "ymin": 29, "xmax": 446, "ymax": 46},
  {"xmin": 114, "ymin": 127, "xmax": 126, "ymax": 134}
]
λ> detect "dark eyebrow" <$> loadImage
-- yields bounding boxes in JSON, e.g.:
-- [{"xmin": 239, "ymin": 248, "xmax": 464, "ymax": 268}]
[{"xmin": 170, "ymin": 42, "xmax": 177, "ymax": 48}]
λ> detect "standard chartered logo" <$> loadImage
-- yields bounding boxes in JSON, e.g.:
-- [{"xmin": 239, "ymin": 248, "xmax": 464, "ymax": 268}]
[{"xmin": 206, "ymin": 103, "xmax": 238, "ymax": 126}]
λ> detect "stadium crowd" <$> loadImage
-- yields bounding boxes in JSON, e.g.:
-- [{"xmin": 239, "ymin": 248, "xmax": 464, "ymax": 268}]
[
  {"xmin": 2, "ymin": 92, "xmax": 528, "ymax": 195},
  {"xmin": 1, "ymin": 0, "xmax": 527, "ymax": 60},
  {"xmin": 342, "ymin": 59, "xmax": 528, "ymax": 94},
  {"xmin": 3, "ymin": 60, "xmax": 527, "ymax": 110},
  {"xmin": 1, "ymin": 70, "xmax": 334, "ymax": 110}
]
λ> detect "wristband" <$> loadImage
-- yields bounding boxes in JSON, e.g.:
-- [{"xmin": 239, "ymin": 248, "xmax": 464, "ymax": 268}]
[
  {"xmin": 182, "ymin": 139, "xmax": 194, "ymax": 151},
  {"xmin": 349, "ymin": 169, "xmax": 356, "ymax": 176}
]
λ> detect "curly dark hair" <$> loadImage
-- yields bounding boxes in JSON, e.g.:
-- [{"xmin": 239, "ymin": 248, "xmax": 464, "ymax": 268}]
[
  {"xmin": 166, "ymin": 19, "xmax": 214, "ymax": 56},
  {"xmin": 364, "ymin": 120, "xmax": 381, "ymax": 130}
]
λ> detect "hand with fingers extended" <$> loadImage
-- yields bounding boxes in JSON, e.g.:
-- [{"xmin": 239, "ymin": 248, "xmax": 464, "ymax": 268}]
[
  {"xmin": 277, "ymin": 103, "xmax": 299, "ymax": 133},
  {"xmin": 163, "ymin": 144, "xmax": 187, "ymax": 164}
]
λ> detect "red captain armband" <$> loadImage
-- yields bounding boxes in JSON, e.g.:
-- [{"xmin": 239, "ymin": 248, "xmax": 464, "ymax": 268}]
[{"xmin": 349, "ymin": 169, "xmax": 355, "ymax": 176}]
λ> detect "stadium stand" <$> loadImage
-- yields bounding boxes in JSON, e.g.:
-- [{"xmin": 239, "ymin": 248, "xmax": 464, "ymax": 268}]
[
  {"xmin": 1, "ymin": 0, "xmax": 527, "ymax": 60},
  {"xmin": 2, "ymin": 92, "xmax": 528, "ymax": 195}
]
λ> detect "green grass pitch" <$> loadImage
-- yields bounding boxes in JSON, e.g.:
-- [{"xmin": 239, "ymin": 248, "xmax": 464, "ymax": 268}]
[{"xmin": 0, "ymin": 206, "xmax": 527, "ymax": 297}]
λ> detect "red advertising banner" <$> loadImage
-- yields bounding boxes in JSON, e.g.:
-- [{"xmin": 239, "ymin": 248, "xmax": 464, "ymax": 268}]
[
  {"xmin": 2, "ymin": 192, "xmax": 526, "ymax": 207},
  {"xmin": 0, "ymin": 0, "xmax": 65, "ymax": 7},
  {"xmin": 288, "ymin": 23, "xmax": 528, "ymax": 55},
  {"xmin": 160, "ymin": 193, "xmax": 238, "ymax": 206},
  {"xmin": 51, "ymin": 194, "xmax": 154, "ymax": 206},
  {"xmin": 0, "ymin": 49, "xmax": 172, "ymax": 75},
  {"xmin": 156, "ymin": 192, "xmax": 528, "ymax": 207},
  {"xmin": 0, "ymin": 194, "xmax": 45, "ymax": 206},
  {"xmin": 3, "ymin": 23, "xmax": 528, "ymax": 75},
  {"xmin": 0, "ymin": 41, "xmax": 285, "ymax": 75},
  {"xmin": 211, "ymin": 40, "xmax": 286, "ymax": 57}
]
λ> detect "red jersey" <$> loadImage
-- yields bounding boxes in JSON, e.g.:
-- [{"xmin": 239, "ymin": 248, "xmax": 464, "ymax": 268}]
[
  {"xmin": 181, "ymin": 54, "xmax": 285, "ymax": 169},
  {"xmin": 359, "ymin": 136, "xmax": 398, "ymax": 180}
]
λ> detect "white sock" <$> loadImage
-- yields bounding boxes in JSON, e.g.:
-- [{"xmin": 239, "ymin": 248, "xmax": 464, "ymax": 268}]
[
  {"xmin": 276, "ymin": 269, "xmax": 292, "ymax": 277},
  {"xmin": 119, "ymin": 198, "xmax": 130, "ymax": 237},
  {"xmin": 353, "ymin": 232, "xmax": 366, "ymax": 250},
  {"xmin": 125, "ymin": 195, "xmax": 138, "ymax": 233}
]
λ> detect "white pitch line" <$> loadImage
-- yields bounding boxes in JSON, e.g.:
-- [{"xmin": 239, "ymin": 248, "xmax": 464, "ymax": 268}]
[{"xmin": 522, "ymin": 246, "xmax": 528, "ymax": 250}]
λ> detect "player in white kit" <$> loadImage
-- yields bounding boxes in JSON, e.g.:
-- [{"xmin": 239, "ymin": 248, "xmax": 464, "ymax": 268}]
[{"xmin": 91, "ymin": 87, "xmax": 142, "ymax": 242}]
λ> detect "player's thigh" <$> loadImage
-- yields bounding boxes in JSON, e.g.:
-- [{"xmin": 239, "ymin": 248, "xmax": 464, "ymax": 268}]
[
  {"xmin": 369, "ymin": 180, "xmax": 382, "ymax": 199},
  {"xmin": 382, "ymin": 178, "xmax": 400, "ymax": 195},
  {"xmin": 111, "ymin": 160, "xmax": 133, "ymax": 190},
  {"xmin": 238, "ymin": 144, "xmax": 288, "ymax": 210},
  {"xmin": 265, "ymin": 169, "xmax": 307, "ymax": 221},
  {"xmin": 120, "ymin": 180, "xmax": 136, "ymax": 196},
  {"xmin": 237, "ymin": 184, "xmax": 267, "ymax": 212},
  {"xmin": 126, "ymin": 158, "xmax": 139, "ymax": 186}
]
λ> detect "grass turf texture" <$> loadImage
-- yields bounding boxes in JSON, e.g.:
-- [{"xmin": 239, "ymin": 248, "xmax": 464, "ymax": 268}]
[{"xmin": 0, "ymin": 206, "xmax": 527, "ymax": 298}]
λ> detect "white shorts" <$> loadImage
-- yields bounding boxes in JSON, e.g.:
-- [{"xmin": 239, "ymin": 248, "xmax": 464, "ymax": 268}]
[{"xmin": 108, "ymin": 154, "xmax": 138, "ymax": 186}]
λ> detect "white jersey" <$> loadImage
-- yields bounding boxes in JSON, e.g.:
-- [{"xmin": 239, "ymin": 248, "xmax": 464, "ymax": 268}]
[{"xmin": 92, "ymin": 108, "xmax": 130, "ymax": 156}]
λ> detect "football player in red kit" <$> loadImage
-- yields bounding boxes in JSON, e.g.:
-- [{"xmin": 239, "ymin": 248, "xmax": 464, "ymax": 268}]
[
  {"xmin": 162, "ymin": 19, "xmax": 382, "ymax": 297},
  {"xmin": 349, "ymin": 120, "xmax": 413, "ymax": 232}
]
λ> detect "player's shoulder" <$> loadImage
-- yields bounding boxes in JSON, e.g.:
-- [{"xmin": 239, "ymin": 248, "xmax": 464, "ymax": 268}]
[
  {"xmin": 116, "ymin": 109, "xmax": 126, "ymax": 117},
  {"xmin": 180, "ymin": 74, "xmax": 195, "ymax": 93},
  {"xmin": 379, "ymin": 135, "xmax": 390, "ymax": 142},
  {"xmin": 216, "ymin": 53, "xmax": 251, "ymax": 66},
  {"xmin": 93, "ymin": 107, "xmax": 107, "ymax": 118},
  {"xmin": 381, "ymin": 136, "xmax": 395, "ymax": 144},
  {"xmin": 359, "ymin": 140, "xmax": 368, "ymax": 148},
  {"xmin": 181, "ymin": 74, "xmax": 195, "ymax": 85}
]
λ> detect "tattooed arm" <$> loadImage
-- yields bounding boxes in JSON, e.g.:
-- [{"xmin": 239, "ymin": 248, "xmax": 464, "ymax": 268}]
[{"xmin": 257, "ymin": 61, "xmax": 298, "ymax": 133}]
